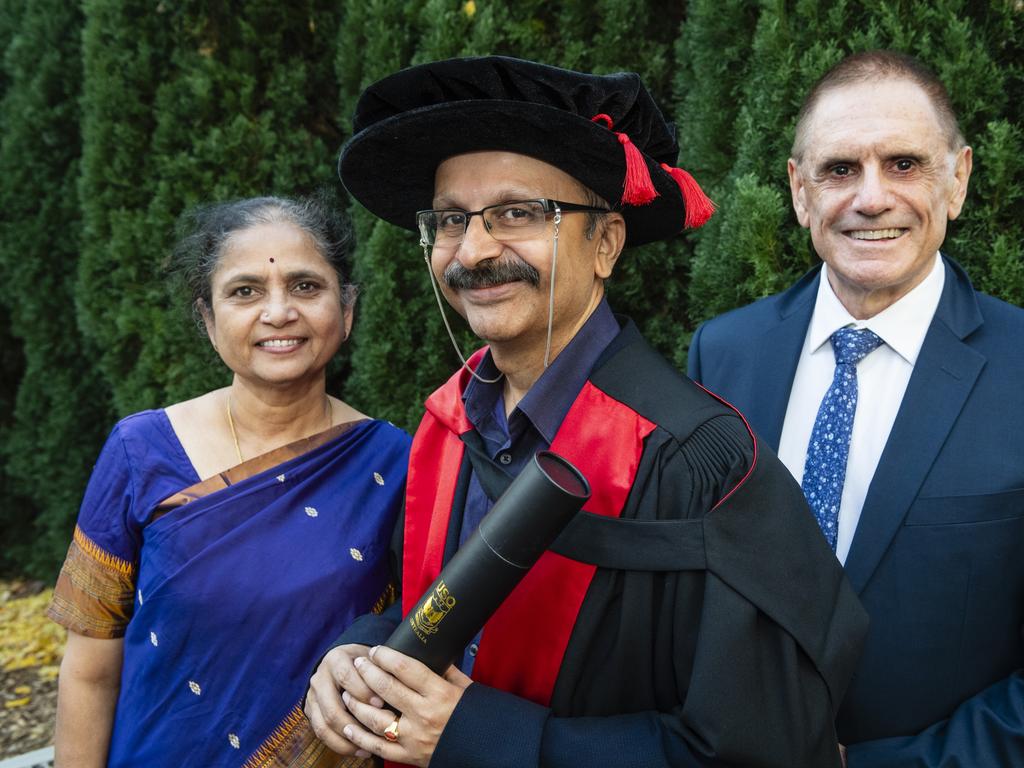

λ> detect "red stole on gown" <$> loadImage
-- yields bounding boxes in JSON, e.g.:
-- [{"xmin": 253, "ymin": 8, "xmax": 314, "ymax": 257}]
[{"xmin": 402, "ymin": 349, "xmax": 656, "ymax": 705}]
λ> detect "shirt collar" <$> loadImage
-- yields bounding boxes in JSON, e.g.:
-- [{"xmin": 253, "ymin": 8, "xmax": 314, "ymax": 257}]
[
  {"xmin": 461, "ymin": 353, "xmax": 505, "ymax": 444},
  {"xmin": 462, "ymin": 298, "xmax": 620, "ymax": 444},
  {"xmin": 807, "ymin": 253, "xmax": 945, "ymax": 365}
]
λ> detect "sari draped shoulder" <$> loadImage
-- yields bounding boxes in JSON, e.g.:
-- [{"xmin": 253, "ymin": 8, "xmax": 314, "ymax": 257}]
[
  {"xmin": 48, "ymin": 410, "xmax": 197, "ymax": 638},
  {"xmin": 50, "ymin": 411, "xmax": 410, "ymax": 768},
  {"xmin": 151, "ymin": 420, "xmax": 364, "ymax": 521}
]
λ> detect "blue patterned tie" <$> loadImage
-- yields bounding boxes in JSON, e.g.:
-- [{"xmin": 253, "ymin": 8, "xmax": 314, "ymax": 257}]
[{"xmin": 802, "ymin": 328, "xmax": 883, "ymax": 550}]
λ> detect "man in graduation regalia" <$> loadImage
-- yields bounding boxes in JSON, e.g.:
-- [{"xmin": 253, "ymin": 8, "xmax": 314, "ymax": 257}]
[{"xmin": 304, "ymin": 56, "xmax": 868, "ymax": 768}]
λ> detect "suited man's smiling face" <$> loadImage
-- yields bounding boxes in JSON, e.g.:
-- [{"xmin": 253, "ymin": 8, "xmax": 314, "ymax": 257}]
[{"xmin": 787, "ymin": 78, "xmax": 972, "ymax": 319}]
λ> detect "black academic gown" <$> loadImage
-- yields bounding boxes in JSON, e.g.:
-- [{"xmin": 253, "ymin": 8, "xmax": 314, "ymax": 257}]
[{"xmin": 336, "ymin": 320, "xmax": 868, "ymax": 768}]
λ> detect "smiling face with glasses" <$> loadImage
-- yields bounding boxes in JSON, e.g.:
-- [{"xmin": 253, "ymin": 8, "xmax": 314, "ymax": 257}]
[{"xmin": 426, "ymin": 151, "xmax": 625, "ymax": 370}]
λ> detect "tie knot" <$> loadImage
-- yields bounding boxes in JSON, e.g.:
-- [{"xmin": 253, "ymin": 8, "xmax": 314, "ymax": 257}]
[{"xmin": 830, "ymin": 327, "xmax": 882, "ymax": 365}]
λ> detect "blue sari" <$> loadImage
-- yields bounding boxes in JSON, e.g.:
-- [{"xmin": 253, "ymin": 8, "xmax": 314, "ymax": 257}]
[{"xmin": 50, "ymin": 413, "xmax": 409, "ymax": 767}]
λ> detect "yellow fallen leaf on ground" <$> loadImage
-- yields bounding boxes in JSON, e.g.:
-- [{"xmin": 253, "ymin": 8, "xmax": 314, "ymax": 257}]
[
  {"xmin": 4, "ymin": 696, "xmax": 31, "ymax": 708},
  {"xmin": 0, "ymin": 584, "xmax": 65, "ymax": 674},
  {"xmin": 13, "ymin": 685, "xmax": 30, "ymax": 695},
  {"xmin": 38, "ymin": 665, "xmax": 60, "ymax": 681}
]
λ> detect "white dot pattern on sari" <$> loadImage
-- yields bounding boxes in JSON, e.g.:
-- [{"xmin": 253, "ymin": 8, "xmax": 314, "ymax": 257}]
[
  {"xmin": 350, "ymin": 548, "xmax": 364, "ymax": 561},
  {"xmin": 188, "ymin": 680, "xmax": 202, "ymax": 695},
  {"xmin": 305, "ymin": 506, "xmax": 318, "ymax": 518},
  {"xmin": 150, "ymin": 631, "xmax": 158, "ymax": 646},
  {"xmin": 228, "ymin": 733, "xmax": 240, "ymax": 749},
  {"xmin": 374, "ymin": 472, "xmax": 385, "ymax": 485}
]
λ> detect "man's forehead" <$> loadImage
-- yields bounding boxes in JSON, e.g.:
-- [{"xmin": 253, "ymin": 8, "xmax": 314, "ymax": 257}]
[
  {"xmin": 432, "ymin": 150, "xmax": 585, "ymax": 204},
  {"xmin": 802, "ymin": 80, "xmax": 948, "ymax": 156},
  {"xmin": 803, "ymin": 135, "xmax": 937, "ymax": 162},
  {"xmin": 807, "ymin": 78, "xmax": 940, "ymax": 130},
  {"xmin": 431, "ymin": 187, "xmax": 542, "ymax": 208}
]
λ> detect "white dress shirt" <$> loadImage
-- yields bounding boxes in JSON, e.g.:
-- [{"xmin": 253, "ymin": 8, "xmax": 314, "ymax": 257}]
[{"xmin": 777, "ymin": 254, "xmax": 945, "ymax": 564}]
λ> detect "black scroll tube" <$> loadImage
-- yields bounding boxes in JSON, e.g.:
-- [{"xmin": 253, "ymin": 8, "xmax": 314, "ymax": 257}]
[{"xmin": 385, "ymin": 450, "xmax": 591, "ymax": 675}]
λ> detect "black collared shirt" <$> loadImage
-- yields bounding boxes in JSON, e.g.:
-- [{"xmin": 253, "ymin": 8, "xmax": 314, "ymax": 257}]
[{"xmin": 456, "ymin": 297, "xmax": 620, "ymax": 672}]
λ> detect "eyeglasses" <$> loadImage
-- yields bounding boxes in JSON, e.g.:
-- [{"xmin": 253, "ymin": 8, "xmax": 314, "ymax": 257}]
[{"xmin": 416, "ymin": 198, "xmax": 610, "ymax": 247}]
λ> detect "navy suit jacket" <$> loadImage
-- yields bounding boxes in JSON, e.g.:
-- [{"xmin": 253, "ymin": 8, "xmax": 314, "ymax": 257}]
[{"xmin": 688, "ymin": 257, "xmax": 1024, "ymax": 767}]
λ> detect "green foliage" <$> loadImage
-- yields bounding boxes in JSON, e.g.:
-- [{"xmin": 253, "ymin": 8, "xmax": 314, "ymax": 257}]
[
  {"xmin": 684, "ymin": 0, "xmax": 1024, "ymax": 349},
  {"xmin": 0, "ymin": 0, "xmax": 28, "ymax": 576},
  {"xmin": 78, "ymin": 0, "xmax": 346, "ymax": 415},
  {"xmin": 0, "ymin": 0, "xmax": 1020, "ymax": 575},
  {"xmin": 0, "ymin": 306, "xmax": 31, "ymax": 575},
  {"xmin": 340, "ymin": 0, "xmax": 693, "ymax": 426},
  {"xmin": 0, "ymin": 0, "xmax": 346, "ymax": 576},
  {"xmin": 0, "ymin": 0, "xmax": 22, "ymax": 95},
  {"xmin": 955, "ymin": 119, "xmax": 1024, "ymax": 301},
  {"xmin": 0, "ymin": 0, "xmax": 110, "ymax": 577},
  {"xmin": 673, "ymin": 0, "xmax": 759, "ymax": 182},
  {"xmin": 688, "ymin": 173, "xmax": 795, "ymax": 323}
]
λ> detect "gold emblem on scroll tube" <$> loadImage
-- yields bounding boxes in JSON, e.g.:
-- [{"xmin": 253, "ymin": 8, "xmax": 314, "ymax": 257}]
[{"xmin": 410, "ymin": 581, "xmax": 457, "ymax": 643}]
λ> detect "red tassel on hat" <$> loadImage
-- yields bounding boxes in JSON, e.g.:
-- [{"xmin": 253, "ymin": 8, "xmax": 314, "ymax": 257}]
[
  {"xmin": 591, "ymin": 113, "xmax": 659, "ymax": 206},
  {"xmin": 661, "ymin": 163, "xmax": 716, "ymax": 228}
]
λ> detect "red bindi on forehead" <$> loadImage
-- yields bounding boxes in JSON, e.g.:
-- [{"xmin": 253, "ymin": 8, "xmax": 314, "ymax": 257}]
[{"xmin": 269, "ymin": 257, "xmax": 275, "ymax": 263}]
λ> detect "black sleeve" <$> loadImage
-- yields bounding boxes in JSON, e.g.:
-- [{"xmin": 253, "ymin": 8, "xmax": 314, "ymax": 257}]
[
  {"xmin": 686, "ymin": 321, "xmax": 706, "ymax": 382},
  {"xmin": 429, "ymin": 417, "xmax": 864, "ymax": 768},
  {"xmin": 846, "ymin": 673, "xmax": 1024, "ymax": 767},
  {"xmin": 329, "ymin": 599, "xmax": 402, "ymax": 650}
]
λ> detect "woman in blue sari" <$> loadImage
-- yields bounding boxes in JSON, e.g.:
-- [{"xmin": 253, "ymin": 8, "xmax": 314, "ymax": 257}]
[{"xmin": 49, "ymin": 195, "xmax": 409, "ymax": 767}]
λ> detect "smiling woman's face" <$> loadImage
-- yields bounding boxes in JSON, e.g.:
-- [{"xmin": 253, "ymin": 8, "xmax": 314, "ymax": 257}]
[{"xmin": 203, "ymin": 221, "xmax": 350, "ymax": 390}]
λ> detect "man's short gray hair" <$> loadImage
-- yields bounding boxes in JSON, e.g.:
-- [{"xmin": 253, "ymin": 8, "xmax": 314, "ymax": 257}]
[{"xmin": 792, "ymin": 50, "xmax": 965, "ymax": 162}]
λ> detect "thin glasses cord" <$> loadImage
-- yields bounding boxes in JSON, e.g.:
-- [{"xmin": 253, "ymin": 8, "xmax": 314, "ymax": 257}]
[
  {"xmin": 423, "ymin": 243, "xmax": 504, "ymax": 385},
  {"xmin": 543, "ymin": 209, "xmax": 561, "ymax": 369},
  {"xmin": 422, "ymin": 207, "xmax": 562, "ymax": 386}
]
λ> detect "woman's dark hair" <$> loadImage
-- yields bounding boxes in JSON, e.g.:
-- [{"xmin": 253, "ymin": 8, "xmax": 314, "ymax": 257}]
[{"xmin": 170, "ymin": 191, "xmax": 356, "ymax": 325}]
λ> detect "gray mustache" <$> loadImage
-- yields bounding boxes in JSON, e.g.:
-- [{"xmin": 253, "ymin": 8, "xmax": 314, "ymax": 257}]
[{"xmin": 443, "ymin": 259, "xmax": 541, "ymax": 290}]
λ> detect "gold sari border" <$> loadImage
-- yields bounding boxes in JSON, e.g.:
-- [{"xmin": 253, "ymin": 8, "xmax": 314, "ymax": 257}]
[
  {"xmin": 241, "ymin": 704, "xmax": 306, "ymax": 768},
  {"xmin": 370, "ymin": 583, "xmax": 396, "ymax": 616},
  {"xmin": 47, "ymin": 527, "xmax": 136, "ymax": 638},
  {"xmin": 241, "ymin": 702, "xmax": 375, "ymax": 768},
  {"xmin": 153, "ymin": 419, "xmax": 370, "ymax": 523},
  {"xmin": 243, "ymin": 584, "xmax": 394, "ymax": 767},
  {"xmin": 73, "ymin": 525, "xmax": 135, "ymax": 577}
]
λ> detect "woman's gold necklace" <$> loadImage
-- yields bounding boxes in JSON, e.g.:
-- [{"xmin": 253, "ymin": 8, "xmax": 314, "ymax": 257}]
[
  {"xmin": 226, "ymin": 394, "xmax": 332, "ymax": 464},
  {"xmin": 226, "ymin": 398, "xmax": 244, "ymax": 465}
]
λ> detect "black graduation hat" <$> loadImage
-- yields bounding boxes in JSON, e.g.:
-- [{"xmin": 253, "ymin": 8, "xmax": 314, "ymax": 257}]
[{"xmin": 338, "ymin": 56, "xmax": 714, "ymax": 247}]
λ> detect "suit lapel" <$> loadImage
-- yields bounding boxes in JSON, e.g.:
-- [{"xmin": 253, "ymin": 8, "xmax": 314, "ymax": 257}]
[
  {"xmin": 844, "ymin": 260, "xmax": 986, "ymax": 593},
  {"xmin": 748, "ymin": 269, "xmax": 819, "ymax": 449}
]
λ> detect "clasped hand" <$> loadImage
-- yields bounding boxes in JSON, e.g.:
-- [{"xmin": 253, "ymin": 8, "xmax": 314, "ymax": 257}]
[{"xmin": 305, "ymin": 643, "xmax": 471, "ymax": 767}]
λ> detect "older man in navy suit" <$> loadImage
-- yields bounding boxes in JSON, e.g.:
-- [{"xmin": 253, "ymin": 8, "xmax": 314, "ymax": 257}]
[{"xmin": 689, "ymin": 50, "xmax": 1024, "ymax": 767}]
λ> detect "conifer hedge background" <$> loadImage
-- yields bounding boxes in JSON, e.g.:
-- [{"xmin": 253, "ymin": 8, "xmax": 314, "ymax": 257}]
[{"xmin": 0, "ymin": 0, "xmax": 1020, "ymax": 577}]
